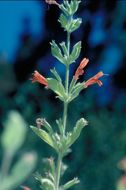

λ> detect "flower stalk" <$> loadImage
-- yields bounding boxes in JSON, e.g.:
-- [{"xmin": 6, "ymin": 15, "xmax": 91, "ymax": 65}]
[{"xmin": 29, "ymin": 1, "xmax": 106, "ymax": 190}]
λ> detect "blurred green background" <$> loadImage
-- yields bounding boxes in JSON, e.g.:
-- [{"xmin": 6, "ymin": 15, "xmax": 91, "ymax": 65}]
[{"xmin": 0, "ymin": 0, "xmax": 126, "ymax": 190}]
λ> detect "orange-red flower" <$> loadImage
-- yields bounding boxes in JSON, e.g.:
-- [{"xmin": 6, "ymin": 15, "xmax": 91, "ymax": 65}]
[
  {"xmin": 74, "ymin": 58, "xmax": 89, "ymax": 80},
  {"xmin": 31, "ymin": 71, "xmax": 48, "ymax": 86},
  {"xmin": 21, "ymin": 186, "xmax": 31, "ymax": 190},
  {"xmin": 45, "ymin": 0, "xmax": 60, "ymax": 7},
  {"xmin": 84, "ymin": 71, "xmax": 104, "ymax": 88}
]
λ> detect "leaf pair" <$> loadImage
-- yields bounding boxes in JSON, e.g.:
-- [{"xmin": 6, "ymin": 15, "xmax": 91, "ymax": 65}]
[
  {"xmin": 51, "ymin": 41, "xmax": 81, "ymax": 65},
  {"xmin": 59, "ymin": 14, "xmax": 82, "ymax": 33},
  {"xmin": 30, "ymin": 118, "xmax": 87, "ymax": 156},
  {"xmin": 68, "ymin": 80, "xmax": 84, "ymax": 102},
  {"xmin": 60, "ymin": 1, "xmax": 81, "ymax": 16},
  {"xmin": 47, "ymin": 68, "xmax": 67, "ymax": 102},
  {"xmin": 35, "ymin": 158, "xmax": 56, "ymax": 190}
]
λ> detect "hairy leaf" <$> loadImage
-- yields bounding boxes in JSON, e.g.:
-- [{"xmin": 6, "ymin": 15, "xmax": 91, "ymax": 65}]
[
  {"xmin": 30, "ymin": 126, "xmax": 56, "ymax": 150},
  {"xmin": 66, "ymin": 118, "xmax": 88, "ymax": 148},
  {"xmin": 50, "ymin": 68, "xmax": 62, "ymax": 83},
  {"xmin": 47, "ymin": 78, "xmax": 66, "ymax": 101},
  {"xmin": 50, "ymin": 40, "xmax": 66, "ymax": 64},
  {"xmin": 68, "ymin": 41, "xmax": 81, "ymax": 64},
  {"xmin": 63, "ymin": 177, "xmax": 80, "ymax": 190}
]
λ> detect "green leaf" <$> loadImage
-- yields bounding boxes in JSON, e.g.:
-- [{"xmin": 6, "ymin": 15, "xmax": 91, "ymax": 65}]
[
  {"xmin": 1, "ymin": 111, "xmax": 27, "ymax": 156},
  {"xmin": 66, "ymin": 118, "xmax": 88, "ymax": 148},
  {"xmin": 50, "ymin": 40, "xmax": 66, "ymax": 64},
  {"xmin": 60, "ymin": 4, "xmax": 69, "ymax": 16},
  {"xmin": 69, "ymin": 18, "xmax": 82, "ymax": 32},
  {"xmin": 69, "ymin": 77, "xmax": 76, "ymax": 94},
  {"xmin": 68, "ymin": 83, "xmax": 83, "ymax": 102},
  {"xmin": 60, "ymin": 1, "xmax": 81, "ymax": 16},
  {"xmin": 63, "ymin": 177, "xmax": 80, "ymax": 190},
  {"xmin": 30, "ymin": 126, "xmax": 56, "ymax": 150},
  {"xmin": 1, "ymin": 152, "xmax": 37, "ymax": 190},
  {"xmin": 58, "ymin": 14, "xmax": 68, "ymax": 31},
  {"xmin": 50, "ymin": 68, "xmax": 62, "ymax": 83},
  {"xmin": 69, "ymin": 41, "xmax": 81, "ymax": 64},
  {"xmin": 56, "ymin": 118, "xmax": 64, "ymax": 135},
  {"xmin": 47, "ymin": 158, "xmax": 56, "ymax": 178},
  {"xmin": 64, "ymin": 0, "xmax": 71, "ymax": 14},
  {"xmin": 47, "ymin": 78, "xmax": 66, "ymax": 101},
  {"xmin": 70, "ymin": 1, "xmax": 81, "ymax": 15}
]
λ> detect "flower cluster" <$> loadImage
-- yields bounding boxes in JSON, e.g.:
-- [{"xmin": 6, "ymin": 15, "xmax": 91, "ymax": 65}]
[
  {"xmin": 74, "ymin": 57, "xmax": 104, "ymax": 88},
  {"xmin": 31, "ymin": 60, "xmax": 104, "ymax": 89}
]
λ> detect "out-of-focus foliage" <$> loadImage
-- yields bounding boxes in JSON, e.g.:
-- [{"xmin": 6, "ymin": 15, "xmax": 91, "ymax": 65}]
[
  {"xmin": 0, "ymin": 111, "xmax": 37, "ymax": 190},
  {"xmin": 0, "ymin": 79, "xmax": 126, "ymax": 190}
]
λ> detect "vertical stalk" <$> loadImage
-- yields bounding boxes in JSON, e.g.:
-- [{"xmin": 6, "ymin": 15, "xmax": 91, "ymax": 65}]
[
  {"xmin": 55, "ymin": 31, "xmax": 71, "ymax": 190},
  {"xmin": 63, "ymin": 31, "xmax": 70, "ymax": 135},
  {"xmin": 55, "ymin": 155, "xmax": 62, "ymax": 190}
]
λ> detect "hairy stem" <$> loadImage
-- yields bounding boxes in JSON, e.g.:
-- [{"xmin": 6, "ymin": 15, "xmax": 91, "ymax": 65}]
[
  {"xmin": 55, "ymin": 155, "xmax": 62, "ymax": 190},
  {"xmin": 55, "ymin": 31, "xmax": 71, "ymax": 190}
]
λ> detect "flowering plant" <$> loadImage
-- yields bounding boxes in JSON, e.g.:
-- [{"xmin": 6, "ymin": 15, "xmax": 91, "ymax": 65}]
[{"xmin": 25, "ymin": 0, "xmax": 105, "ymax": 190}]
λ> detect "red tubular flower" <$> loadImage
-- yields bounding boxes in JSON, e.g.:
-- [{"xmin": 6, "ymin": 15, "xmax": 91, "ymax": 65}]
[
  {"xmin": 21, "ymin": 186, "xmax": 31, "ymax": 190},
  {"xmin": 31, "ymin": 71, "xmax": 48, "ymax": 86},
  {"xmin": 45, "ymin": 0, "xmax": 60, "ymax": 7},
  {"xmin": 74, "ymin": 58, "xmax": 89, "ymax": 80},
  {"xmin": 84, "ymin": 71, "xmax": 104, "ymax": 88}
]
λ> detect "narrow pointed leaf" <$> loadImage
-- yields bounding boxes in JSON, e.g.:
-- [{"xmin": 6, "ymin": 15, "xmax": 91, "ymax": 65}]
[
  {"xmin": 66, "ymin": 118, "xmax": 88, "ymax": 147},
  {"xmin": 30, "ymin": 126, "xmax": 55, "ymax": 149},
  {"xmin": 60, "ymin": 42, "xmax": 68, "ymax": 56},
  {"xmin": 63, "ymin": 178, "xmax": 80, "ymax": 190},
  {"xmin": 50, "ymin": 41, "xmax": 65, "ymax": 64},
  {"xmin": 50, "ymin": 68, "xmax": 62, "ymax": 83},
  {"xmin": 69, "ymin": 83, "xmax": 83, "ymax": 102},
  {"xmin": 47, "ymin": 78, "xmax": 66, "ymax": 101},
  {"xmin": 68, "ymin": 41, "xmax": 81, "ymax": 64}
]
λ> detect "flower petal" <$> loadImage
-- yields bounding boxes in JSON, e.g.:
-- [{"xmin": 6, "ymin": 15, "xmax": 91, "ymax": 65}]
[{"xmin": 31, "ymin": 71, "xmax": 48, "ymax": 86}]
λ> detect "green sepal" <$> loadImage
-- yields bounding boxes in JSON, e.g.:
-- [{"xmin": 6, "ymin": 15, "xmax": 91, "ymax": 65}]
[
  {"xmin": 68, "ymin": 41, "xmax": 81, "ymax": 64},
  {"xmin": 40, "ymin": 118, "xmax": 53, "ymax": 134},
  {"xmin": 30, "ymin": 126, "xmax": 56, "ymax": 150},
  {"xmin": 63, "ymin": 177, "xmax": 80, "ymax": 190},
  {"xmin": 66, "ymin": 118, "xmax": 88, "ymax": 148},
  {"xmin": 41, "ymin": 178, "xmax": 55, "ymax": 190},
  {"xmin": 47, "ymin": 78, "xmax": 66, "ymax": 101},
  {"xmin": 50, "ymin": 40, "xmax": 66, "ymax": 64}
]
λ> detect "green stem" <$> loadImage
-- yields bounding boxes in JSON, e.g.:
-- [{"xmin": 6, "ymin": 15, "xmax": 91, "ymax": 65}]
[
  {"xmin": 67, "ymin": 32, "xmax": 70, "ymax": 54},
  {"xmin": 55, "ymin": 31, "xmax": 71, "ymax": 190},
  {"xmin": 55, "ymin": 155, "xmax": 62, "ymax": 190}
]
